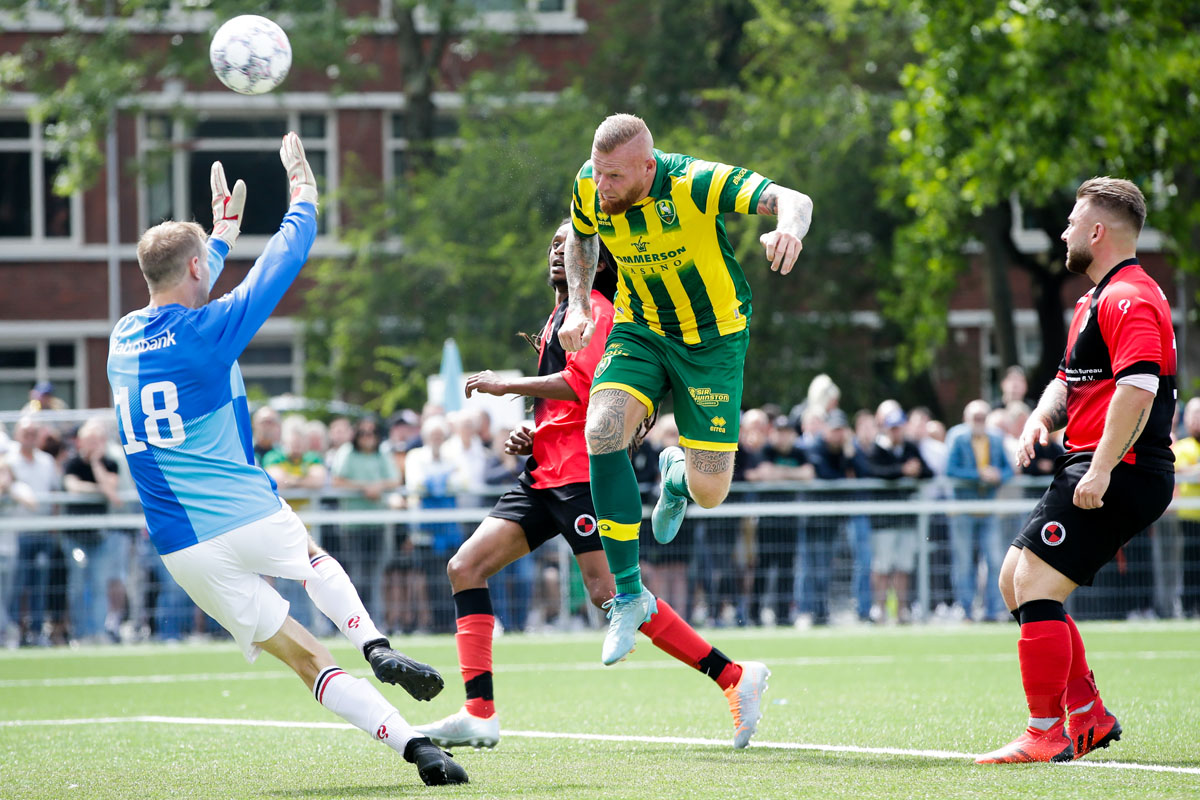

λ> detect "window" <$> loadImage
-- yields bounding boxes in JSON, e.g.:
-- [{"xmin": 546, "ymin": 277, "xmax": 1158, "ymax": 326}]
[
  {"xmin": 0, "ymin": 340, "xmax": 80, "ymax": 410},
  {"xmin": 1009, "ymin": 192, "xmax": 1164, "ymax": 253},
  {"xmin": 466, "ymin": 0, "xmax": 566, "ymax": 9},
  {"xmin": 408, "ymin": 0, "xmax": 585, "ymax": 35},
  {"xmin": 240, "ymin": 339, "xmax": 303, "ymax": 399},
  {"xmin": 0, "ymin": 119, "xmax": 75, "ymax": 241},
  {"xmin": 387, "ymin": 109, "xmax": 460, "ymax": 183},
  {"xmin": 141, "ymin": 112, "xmax": 333, "ymax": 238}
]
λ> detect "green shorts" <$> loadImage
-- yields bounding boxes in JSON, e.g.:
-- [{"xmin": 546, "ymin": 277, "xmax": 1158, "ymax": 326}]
[{"xmin": 591, "ymin": 322, "xmax": 746, "ymax": 452}]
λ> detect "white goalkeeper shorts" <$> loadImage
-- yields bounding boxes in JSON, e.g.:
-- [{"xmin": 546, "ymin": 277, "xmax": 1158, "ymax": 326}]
[{"xmin": 160, "ymin": 500, "xmax": 317, "ymax": 663}]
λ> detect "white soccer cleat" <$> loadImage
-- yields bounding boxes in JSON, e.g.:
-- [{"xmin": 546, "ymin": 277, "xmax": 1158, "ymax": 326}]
[
  {"xmin": 412, "ymin": 706, "xmax": 500, "ymax": 749},
  {"xmin": 724, "ymin": 661, "xmax": 770, "ymax": 748}
]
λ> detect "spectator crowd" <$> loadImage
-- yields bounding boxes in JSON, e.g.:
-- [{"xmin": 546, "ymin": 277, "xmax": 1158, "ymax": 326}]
[{"xmin": 2, "ymin": 367, "xmax": 1198, "ymax": 648}]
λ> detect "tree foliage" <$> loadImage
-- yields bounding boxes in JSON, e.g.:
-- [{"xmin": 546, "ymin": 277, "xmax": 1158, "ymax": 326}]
[
  {"xmin": 887, "ymin": 0, "xmax": 1200, "ymax": 387},
  {"xmin": 302, "ymin": 79, "xmax": 607, "ymax": 414},
  {"xmin": 670, "ymin": 0, "xmax": 925, "ymax": 410},
  {"xmin": 10, "ymin": 0, "xmax": 1200, "ymax": 413}
]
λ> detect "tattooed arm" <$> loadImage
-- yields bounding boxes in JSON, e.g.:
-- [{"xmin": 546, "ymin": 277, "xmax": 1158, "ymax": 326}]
[
  {"xmin": 558, "ymin": 228, "xmax": 600, "ymax": 352},
  {"xmin": 756, "ymin": 184, "xmax": 813, "ymax": 275},
  {"xmin": 1073, "ymin": 383, "xmax": 1155, "ymax": 509},
  {"xmin": 1018, "ymin": 379, "xmax": 1068, "ymax": 468}
]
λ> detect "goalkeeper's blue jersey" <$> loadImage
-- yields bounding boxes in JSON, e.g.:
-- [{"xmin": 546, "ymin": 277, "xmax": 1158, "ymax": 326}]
[{"xmin": 107, "ymin": 203, "xmax": 317, "ymax": 555}]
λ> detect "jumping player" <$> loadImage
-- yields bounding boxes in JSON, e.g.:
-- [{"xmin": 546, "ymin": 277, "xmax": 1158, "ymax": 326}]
[
  {"xmin": 557, "ymin": 113, "xmax": 813, "ymax": 664},
  {"xmin": 413, "ymin": 220, "xmax": 769, "ymax": 750},
  {"xmin": 107, "ymin": 133, "xmax": 466, "ymax": 785},
  {"xmin": 977, "ymin": 178, "xmax": 1176, "ymax": 764}
]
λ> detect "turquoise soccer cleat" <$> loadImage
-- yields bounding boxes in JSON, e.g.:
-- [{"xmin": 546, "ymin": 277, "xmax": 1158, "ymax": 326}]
[
  {"xmin": 651, "ymin": 446, "xmax": 688, "ymax": 544},
  {"xmin": 601, "ymin": 589, "xmax": 657, "ymax": 665}
]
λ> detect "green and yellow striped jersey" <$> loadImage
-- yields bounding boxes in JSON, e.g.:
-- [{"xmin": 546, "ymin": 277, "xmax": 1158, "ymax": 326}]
[{"xmin": 570, "ymin": 150, "xmax": 773, "ymax": 345}]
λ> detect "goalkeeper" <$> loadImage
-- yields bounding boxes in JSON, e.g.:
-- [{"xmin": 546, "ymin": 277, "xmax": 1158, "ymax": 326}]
[{"xmin": 107, "ymin": 134, "xmax": 467, "ymax": 786}]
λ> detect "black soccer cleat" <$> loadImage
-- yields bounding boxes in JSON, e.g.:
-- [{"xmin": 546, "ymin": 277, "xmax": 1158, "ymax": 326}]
[
  {"xmin": 363, "ymin": 638, "xmax": 444, "ymax": 701},
  {"xmin": 404, "ymin": 736, "xmax": 469, "ymax": 786}
]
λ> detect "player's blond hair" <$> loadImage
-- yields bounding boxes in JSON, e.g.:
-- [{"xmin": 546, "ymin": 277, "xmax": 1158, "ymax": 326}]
[
  {"xmin": 136, "ymin": 221, "xmax": 207, "ymax": 290},
  {"xmin": 1077, "ymin": 177, "xmax": 1147, "ymax": 233},
  {"xmin": 593, "ymin": 113, "xmax": 653, "ymax": 154}
]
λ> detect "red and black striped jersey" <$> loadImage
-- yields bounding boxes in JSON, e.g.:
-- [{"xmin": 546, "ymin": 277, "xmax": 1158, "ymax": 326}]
[
  {"xmin": 523, "ymin": 290, "xmax": 615, "ymax": 489},
  {"xmin": 1057, "ymin": 259, "xmax": 1176, "ymax": 471}
]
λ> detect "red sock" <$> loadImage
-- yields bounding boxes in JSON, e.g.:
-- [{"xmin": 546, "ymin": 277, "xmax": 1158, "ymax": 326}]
[
  {"xmin": 1017, "ymin": 600, "xmax": 1072, "ymax": 722},
  {"xmin": 1064, "ymin": 614, "xmax": 1099, "ymax": 712},
  {"xmin": 639, "ymin": 599, "xmax": 743, "ymax": 690},
  {"xmin": 453, "ymin": 588, "xmax": 495, "ymax": 718}
]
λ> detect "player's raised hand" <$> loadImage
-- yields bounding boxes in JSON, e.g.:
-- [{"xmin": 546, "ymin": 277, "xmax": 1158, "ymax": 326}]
[
  {"xmin": 1017, "ymin": 414, "xmax": 1051, "ymax": 469},
  {"xmin": 558, "ymin": 305, "xmax": 594, "ymax": 352},
  {"xmin": 759, "ymin": 229, "xmax": 803, "ymax": 275},
  {"xmin": 504, "ymin": 425, "xmax": 534, "ymax": 456},
  {"xmin": 280, "ymin": 131, "xmax": 318, "ymax": 209},
  {"xmin": 209, "ymin": 161, "xmax": 246, "ymax": 248}
]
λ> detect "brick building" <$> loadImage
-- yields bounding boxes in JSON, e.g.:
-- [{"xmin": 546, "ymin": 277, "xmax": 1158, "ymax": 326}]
[{"xmin": 0, "ymin": 1, "xmax": 1190, "ymax": 416}]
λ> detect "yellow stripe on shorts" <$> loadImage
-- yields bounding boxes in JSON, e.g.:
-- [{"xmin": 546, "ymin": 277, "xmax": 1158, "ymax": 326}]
[{"xmin": 598, "ymin": 520, "xmax": 640, "ymax": 542}]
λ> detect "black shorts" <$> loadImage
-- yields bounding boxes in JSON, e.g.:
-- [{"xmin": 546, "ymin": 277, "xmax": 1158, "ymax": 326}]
[
  {"xmin": 488, "ymin": 478, "xmax": 603, "ymax": 556},
  {"xmin": 1013, "ymin": 454, "xmax": 1173, "ymax": 586}
]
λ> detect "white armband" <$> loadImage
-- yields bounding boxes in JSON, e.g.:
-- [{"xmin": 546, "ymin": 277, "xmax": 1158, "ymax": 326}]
[{"xmin": 1116, "ymin": 373, "xmax": 1159, "ymax": 394}]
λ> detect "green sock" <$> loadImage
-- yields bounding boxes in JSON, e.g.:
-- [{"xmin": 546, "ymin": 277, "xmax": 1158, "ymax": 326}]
[
  {"xmin": 589, "ymin": 450, "xmax": 643, "ymax": 595},
  {"xmin": 664, "ymin": 450, "xmax": 691, "ymax": 500}
]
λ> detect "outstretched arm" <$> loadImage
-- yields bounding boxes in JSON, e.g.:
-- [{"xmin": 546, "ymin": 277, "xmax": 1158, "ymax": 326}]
[
  {"xmin": 465, "ymin": 370, "xmax": 578, "ymax": 401},
  {"xmin": 198, "ymin": 133, "xmax": 319, "ymax": 363},
  {"xmin": 206, "ymin": 161, "xmax": 247, "ymax": 290},
  {"xmin": 757, "ymin": 184, "xmax": 813, "ymax": 275}
]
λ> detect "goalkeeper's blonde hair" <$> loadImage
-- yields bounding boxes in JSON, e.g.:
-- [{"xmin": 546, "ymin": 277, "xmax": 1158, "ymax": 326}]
[{"xmin": 137, "ymin": 221, "xmax": 207, "ymax": 290}]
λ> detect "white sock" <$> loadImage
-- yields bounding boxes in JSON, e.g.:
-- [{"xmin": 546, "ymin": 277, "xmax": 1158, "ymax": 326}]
[
  {"xmin": 305, "ymin": 553, "xmax": 385, "ymax": 652},
  {"xmin": 1027, "ymin": 716, "xmax": 1060, "ymax": 731},
  {"xmin": 313, "ymin": 666, "xmax": 417, "ymax": 755}
]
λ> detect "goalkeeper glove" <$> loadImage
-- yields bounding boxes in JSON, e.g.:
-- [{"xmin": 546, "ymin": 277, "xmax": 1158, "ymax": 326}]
[
  {"xmin": 209, "ymin": 161, "xmax": 246, "ymax": 248},
  {"xmin": 280, "ymin": 131, "xmax": 318, "ymax": 209}
]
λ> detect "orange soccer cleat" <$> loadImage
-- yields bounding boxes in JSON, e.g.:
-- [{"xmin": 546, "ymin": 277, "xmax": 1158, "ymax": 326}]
[
  {"xmin": 1068, "ymin": 702, "xmax": 1122, "ymax": 759},
  {"xmin": 975, "ymin": 721, "xmax": 1075, "ymax": 764},
  {"xmin": 724, "ymin": 661, "xmax": 770, "ymax": 748}
]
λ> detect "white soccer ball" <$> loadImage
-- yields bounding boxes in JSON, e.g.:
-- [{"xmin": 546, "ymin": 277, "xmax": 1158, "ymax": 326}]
[{"xmin": 209, "ymin": 15, "xmax": 292, "ymax": 95}]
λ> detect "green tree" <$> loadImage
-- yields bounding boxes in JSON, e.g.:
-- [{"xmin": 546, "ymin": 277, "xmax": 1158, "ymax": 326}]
[
  {"xmin": 671, "ymin": 0, "xmax": 926, "ymax": 411},
  {"xmin": 302, "ymin": 80, "xmax": 607, "ymax": 413},
  {"xmin": 888, "ymin": 0, "xmax": 1200, "ymax": 393}
]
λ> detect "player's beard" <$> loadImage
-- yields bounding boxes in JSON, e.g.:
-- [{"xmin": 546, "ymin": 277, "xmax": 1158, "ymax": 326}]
[
  {"xmin": 598, "ymin": 188, "xmax": 639, "ymax": 216},
  {"xmin": 1065, "ymin": 240, "xmax": 1094, "ymax": 275}
]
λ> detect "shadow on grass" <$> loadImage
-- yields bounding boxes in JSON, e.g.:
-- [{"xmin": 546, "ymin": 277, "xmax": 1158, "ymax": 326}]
[{"xmin": 266, "ymin": 783, "xmax": 595, "ymax": 798}]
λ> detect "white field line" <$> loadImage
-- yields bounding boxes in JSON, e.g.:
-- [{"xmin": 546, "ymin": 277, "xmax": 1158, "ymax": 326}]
[
  {"xmin": 0, "ymin": 649, "xmax": 1197, "ymax": 689},
  {"xmin": 3, "ymin": 620, "xmax": 1199, "ymax": 661},
  {"xmin": 0, "ymin": 715, "xmax": 1197, "ymax": 776}
]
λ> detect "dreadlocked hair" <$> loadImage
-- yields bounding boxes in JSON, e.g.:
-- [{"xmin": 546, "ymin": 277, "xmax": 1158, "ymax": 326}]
[
  {"xmin": 518, "ymin": 330, "xmax": 540, "ymax": 352},
  {"xmin": 628, "ymin": 406, "xmax": 660, "ymax": 457},
  {"xmin": 519, "ymin": 219, "xmax": 620, "ymax": 351}
]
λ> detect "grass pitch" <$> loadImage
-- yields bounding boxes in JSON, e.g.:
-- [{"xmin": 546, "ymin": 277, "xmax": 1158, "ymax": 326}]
[{"xmin": 2, "ymin": 621, "xmax": 1198, "ymax": 799}]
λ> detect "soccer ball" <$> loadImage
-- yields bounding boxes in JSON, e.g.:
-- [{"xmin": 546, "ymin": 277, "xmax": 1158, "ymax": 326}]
[{"xmin": 209, "ymin": 15, "xmax": 292, "ymax": 95}]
